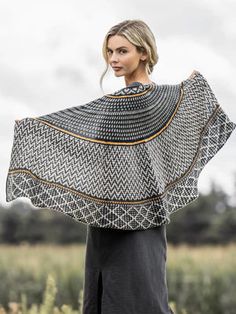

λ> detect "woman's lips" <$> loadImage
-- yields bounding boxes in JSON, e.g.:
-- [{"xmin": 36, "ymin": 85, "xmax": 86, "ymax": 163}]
[{"xmin": 113, "ymin": 67, "xmax": 122, "ymax": 71}]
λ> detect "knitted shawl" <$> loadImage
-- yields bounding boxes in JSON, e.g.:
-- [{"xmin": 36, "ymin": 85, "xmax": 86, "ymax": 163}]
[{"xmin": 5, "ymin": 71, "xmax": 236, "ymax": 230}]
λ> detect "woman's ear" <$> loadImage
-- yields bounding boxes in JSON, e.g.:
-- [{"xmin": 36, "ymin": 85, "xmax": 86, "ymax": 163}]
[
  {"xmin": 140, "ymin": 51, "xmax": 148, "ymax": 61},
  {"xmin": 139, "ymin": 47, "xmax": 148, "ymax": 61}
]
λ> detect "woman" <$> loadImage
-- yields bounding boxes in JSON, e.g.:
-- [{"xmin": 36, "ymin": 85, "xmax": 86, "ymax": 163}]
[
  {"xmin": 82, "ymin": 20, "xmax": 175, "ymax": 314},
  {"xmin": 6, "ymin": 19, "xmax": 235, "ymax": 314}
]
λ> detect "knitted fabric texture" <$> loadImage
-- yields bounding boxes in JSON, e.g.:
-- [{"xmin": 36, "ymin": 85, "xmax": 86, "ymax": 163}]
[{"xmin": 5, "ymin": 71, "xmax": 236, "ymax": 230}]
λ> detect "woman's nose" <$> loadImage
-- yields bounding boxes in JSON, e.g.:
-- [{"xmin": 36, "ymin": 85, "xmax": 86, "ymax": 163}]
[{"xmin": 110, "ymin": 53, "xmax": 119, "ymax": 62}]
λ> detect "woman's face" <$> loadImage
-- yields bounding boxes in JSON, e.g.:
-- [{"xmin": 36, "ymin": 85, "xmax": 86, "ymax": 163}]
[{"xmin": 106, "ymin": 35, "xmax": 147, "ymax": 78}]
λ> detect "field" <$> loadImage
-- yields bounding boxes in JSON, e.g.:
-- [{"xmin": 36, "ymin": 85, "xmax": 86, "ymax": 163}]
[{"xmin": 0, "ymin": 243, "xmax": 236, "ymax": 314}]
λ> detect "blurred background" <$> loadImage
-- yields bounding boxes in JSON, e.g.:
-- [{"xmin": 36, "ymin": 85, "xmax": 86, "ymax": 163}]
[{"xmin": 0, "ymin": 0, "xmax": 236, "ymax": 313}]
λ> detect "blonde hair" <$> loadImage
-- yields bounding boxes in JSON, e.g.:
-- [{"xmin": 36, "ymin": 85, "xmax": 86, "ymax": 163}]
[{"xmin": 99, "ymin": 19, "xmax": 159, "ymax": 92}]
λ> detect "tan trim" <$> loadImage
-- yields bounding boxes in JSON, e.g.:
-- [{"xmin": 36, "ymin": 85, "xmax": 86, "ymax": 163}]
[
  {"xmin": 33, "ymin": 82, "xmax": 184, "ymax": 146},
  {"xmin": 163, "ymin": 104, "xmax": 220, "ymax": 191},
  {"xmin": 8, "ymin": 104, "xmax": 221, "ymax": 206},
  {"xmin": 7, "ymin": 168, "xmax": 156, "ymax": 205}
]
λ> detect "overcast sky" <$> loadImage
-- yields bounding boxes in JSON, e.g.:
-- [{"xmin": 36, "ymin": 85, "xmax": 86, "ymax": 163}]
[{"xmin": 1, "ymin": 0, "xmax": 236, "ymax": 207}]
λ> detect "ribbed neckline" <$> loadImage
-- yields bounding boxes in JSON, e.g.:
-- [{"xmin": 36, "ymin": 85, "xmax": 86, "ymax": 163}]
[{"xmin": 127, "ymin": 81, "xmax": 156, "ymax": 88}]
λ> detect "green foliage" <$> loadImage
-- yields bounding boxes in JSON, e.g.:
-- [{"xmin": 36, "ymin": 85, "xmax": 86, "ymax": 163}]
[
  {"xmin": 166, "ymin": 180, "xmax": 236, "ymax": 244},
  {"xmin": 0, "ymin": 244, "xmax": 85, "ymax": 309},
  {"xmin": 0, "ymin": 273, "xmax": 183, "ymax": 314},
  {"xmin": 0, "ymin": 203, "xmax": 87, "ymax": 245},
  {"xmin": 0, "ymin": 244, "xmax": 236, "ymax": 314},
  {"xmin": 0, "ymin": 274, "xmax": 84, "ymax": 314},
  {"xmin": 167, "ymin": 244, "xmax": 236, "ymax": 314}
]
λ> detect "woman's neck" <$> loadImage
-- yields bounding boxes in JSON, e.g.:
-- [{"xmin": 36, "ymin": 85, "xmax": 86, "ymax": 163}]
[{"xmin": 124, "ymin": 73, "xmax": 152, "ymax": 87}]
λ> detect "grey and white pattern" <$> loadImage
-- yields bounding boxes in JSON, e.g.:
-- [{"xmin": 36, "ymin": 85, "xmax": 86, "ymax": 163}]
[{"xmin": 5, "ymin": 71, "xmax": 236, "ymax": 230}]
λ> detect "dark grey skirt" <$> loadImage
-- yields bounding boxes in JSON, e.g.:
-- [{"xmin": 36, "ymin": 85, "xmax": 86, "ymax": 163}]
[{"xmin": 82, "ymin": 224, "xmax": 174, "ymax": 314}]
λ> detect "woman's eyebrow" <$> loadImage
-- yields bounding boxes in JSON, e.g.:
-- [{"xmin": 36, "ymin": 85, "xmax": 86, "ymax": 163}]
[{"xmin": 107, "ymin": 46, "xmax": 128, "ymax": 51}]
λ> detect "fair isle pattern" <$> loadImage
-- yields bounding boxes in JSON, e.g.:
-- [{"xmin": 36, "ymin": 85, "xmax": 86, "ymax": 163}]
[
  {"xmin": 6, "ymin": 71, "xmax": 236, "ymax": 230},
  {"xmin": 32, "ymin": 82, "xmax": 182, "ymax": 143}
]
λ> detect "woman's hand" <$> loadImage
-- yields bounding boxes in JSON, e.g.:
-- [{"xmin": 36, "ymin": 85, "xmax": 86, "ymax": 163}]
[{"xmin": 188, "ymin": 70, "xmax": 199, "ymax": 79}]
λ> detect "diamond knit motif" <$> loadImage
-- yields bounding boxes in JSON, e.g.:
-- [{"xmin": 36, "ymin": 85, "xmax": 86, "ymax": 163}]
[{"xmin": 6, "ymin": 71, "xmax": 236, "ymax": 230}]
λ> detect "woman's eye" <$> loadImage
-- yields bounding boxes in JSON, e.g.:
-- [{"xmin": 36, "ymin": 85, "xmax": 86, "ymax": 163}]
[{"xmin": 106, "ymin": 50, "xmax": 127, "ymax": 55}]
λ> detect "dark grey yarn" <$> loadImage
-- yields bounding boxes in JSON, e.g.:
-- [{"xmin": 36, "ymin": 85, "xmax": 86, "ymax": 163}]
[{"xmin": 5, "ymin": 71, "xmax": 236, "ymax": 230}]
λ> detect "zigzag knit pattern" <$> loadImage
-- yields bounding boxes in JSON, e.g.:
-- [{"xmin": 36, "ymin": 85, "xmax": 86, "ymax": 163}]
[{"xmin": 5, "ymin": 71, "xmax": 236, "ymax": 230}]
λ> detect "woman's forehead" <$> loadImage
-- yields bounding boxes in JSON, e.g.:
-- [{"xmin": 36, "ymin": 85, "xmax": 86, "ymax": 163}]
[{"xmin": 107, "ymin": 35, "xmax": 133, "ymax": 49}]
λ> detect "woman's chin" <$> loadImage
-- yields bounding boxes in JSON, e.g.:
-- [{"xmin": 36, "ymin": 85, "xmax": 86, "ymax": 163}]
[{"xmin": 114, "ymin": 72, "xmax": 124, "ymax": 77}]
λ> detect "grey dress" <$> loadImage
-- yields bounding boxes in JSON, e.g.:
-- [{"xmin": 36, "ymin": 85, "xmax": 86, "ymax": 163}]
[
  {"xmin": 82, "ymin": 224, "xmax": 174, "ymax": 314},
  {"xmin": 82, "ymin": 81, "xmax": 174, "ymax": 314}
]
